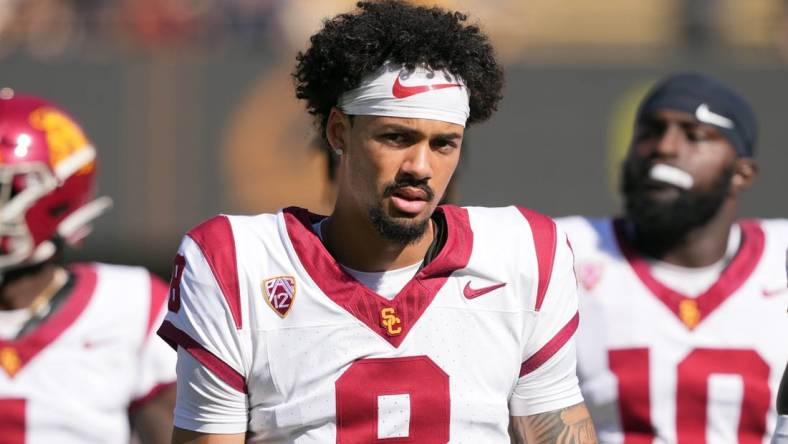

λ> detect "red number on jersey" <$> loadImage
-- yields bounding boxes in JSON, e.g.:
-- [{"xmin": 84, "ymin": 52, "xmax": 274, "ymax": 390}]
[
  {"xmin": 168, "ymin": 254, "xmax": 186, "ymax": 312},
  {"xmin": 610, "ymin": 348, "xmax": 770, "ymax": 444},
  {"xmin": 335, "ymin": 356, "xmax": 450, "ymax": 443},
  {"xmin": 608, "ymin": 348, "xmax": 654, "ymax": 444},
  {"xmin": 0, "ymin": 399, "xmax": 26, "ymax": 444}
]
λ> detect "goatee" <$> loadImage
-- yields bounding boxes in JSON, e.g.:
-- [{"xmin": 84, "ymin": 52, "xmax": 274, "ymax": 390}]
[{"xmin": 368, "ymin": 175, "xmax": 435, "ymax": 245}]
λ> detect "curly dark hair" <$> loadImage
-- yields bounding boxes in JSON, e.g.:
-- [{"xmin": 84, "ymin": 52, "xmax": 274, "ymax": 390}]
[{"xmin": 293, "ymin": 0, "xmax": 504, "ymax": 139}]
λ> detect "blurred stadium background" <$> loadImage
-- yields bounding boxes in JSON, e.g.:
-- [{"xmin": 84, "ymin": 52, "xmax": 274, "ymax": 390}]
[{"xmin": 2, "ymin": 0, "xmax": 787, "ymax": 276}]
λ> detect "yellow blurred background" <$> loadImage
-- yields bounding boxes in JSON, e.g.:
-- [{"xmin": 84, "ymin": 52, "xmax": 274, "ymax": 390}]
[{"xmin": 1, "ymin": 0, "xmax": 786, "ymax": 274}]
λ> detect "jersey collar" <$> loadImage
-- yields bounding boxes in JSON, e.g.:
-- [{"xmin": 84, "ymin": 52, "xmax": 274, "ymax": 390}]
[
  {"xmin": 613, "ymin": 219, "xmax": 765, "ymax": 330},
  {"xmin": 0, "ymin": 264, "xmax": 98, "ymax": 377},
  {"xmin": 282, "ymin": 205, "xmax": 472, "ymax": 347}
]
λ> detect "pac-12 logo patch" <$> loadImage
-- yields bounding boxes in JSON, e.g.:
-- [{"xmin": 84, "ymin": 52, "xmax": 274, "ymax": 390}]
[
  {"xmin": 577, "ymin": 261, "xmax": 604, "ymax": 291},
  {"xmin": 263, "ymin": 276, "xmax": 296, "ymax": 318}
]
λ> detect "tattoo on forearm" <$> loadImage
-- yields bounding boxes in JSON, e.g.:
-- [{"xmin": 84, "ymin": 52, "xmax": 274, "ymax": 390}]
[{"xmin": 510, "ymin": 403, "xmax": 598, "ymax": 444}]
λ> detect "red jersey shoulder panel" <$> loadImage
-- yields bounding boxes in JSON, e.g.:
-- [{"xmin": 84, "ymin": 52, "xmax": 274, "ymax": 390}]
[
  {"xmin": 516, "ymin": 207, "xmax": 558, "ymax": 311},
  {"xmin": 187, "ymin": 215, "xmax": 243, "ymax": 329}
]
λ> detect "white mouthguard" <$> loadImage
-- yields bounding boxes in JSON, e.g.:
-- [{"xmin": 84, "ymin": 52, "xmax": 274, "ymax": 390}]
[{"xmin": 649, "ymin": 164, "xmax": 694, "ymax": 190}]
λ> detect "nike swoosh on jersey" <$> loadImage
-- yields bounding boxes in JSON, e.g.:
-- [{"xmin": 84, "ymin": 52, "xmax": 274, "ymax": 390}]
[
  {"xmin": 761, "ymin": 287, "xmax": 788, "ymax": 298},
  {"xmin": 696, "ymin": 103, "xmax": 734, "ymax": 129},
  {"xmin": 392, "ymin": 76, "xmax": 461, "ymax": 99},
  {"xmin": 463, "ymin": 281, "xmax": 507, "ymax": 299}
]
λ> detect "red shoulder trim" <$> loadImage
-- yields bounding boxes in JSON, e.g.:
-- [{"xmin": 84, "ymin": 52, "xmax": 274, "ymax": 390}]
[
  {"xmin": 517, "ymin": 207, "xmax": 558, "ymax": 311},
  {"xmin": 145, "ymin": 274, "xmax": 169, "ymax": 338},
  {"xmin": 187, "ymin": 216, "xmax": 243, "ymax": 329},
  {"xmin": 519, "ymin": 311, "xmax": 579, "ymax": 377},
  {"xmin": 157, "ymin": 320, "xmax": 247, "ymax": 394}
]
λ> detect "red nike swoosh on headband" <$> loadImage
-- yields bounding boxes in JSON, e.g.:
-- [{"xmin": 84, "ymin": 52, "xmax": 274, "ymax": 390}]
[{"xmin": 392, "ymin": 76, "xmax": 461, "ymax": 99}]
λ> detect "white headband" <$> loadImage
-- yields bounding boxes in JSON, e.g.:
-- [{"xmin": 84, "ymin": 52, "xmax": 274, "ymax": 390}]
[{"xmin": 337, "ymin": 62, "xmax": 470, "ymax": 127}]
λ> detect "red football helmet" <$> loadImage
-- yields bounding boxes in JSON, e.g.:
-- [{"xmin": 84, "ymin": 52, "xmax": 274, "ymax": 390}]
[{"xmin": 0, "ymin": 90, "xmax": 112, "ymax": 270}]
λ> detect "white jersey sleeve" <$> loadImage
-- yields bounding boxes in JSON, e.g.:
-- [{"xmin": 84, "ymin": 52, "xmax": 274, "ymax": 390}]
[
  {"xmin": 158, "ymin": 216, "xmax": 249, "ymax": 433},
  {"xmin": 509, "ymin": 219, "xmax": 583, "ymax": 416},
  {"xmin": 129, "ymin": 274, "xmax": 177, "ymax": 409},
  {"xmin": 773, "ymin": 416, "xmax": 788, "ymax": 444}
]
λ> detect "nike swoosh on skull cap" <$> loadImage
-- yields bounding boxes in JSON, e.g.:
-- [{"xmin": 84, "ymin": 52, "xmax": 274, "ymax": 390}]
[
  {"xmin": 392, "ymin": 76, "xmax": 461, "ymax": 99},
  {"xmin": 696, "ymin": 103, "xmax": 734, "ymax": 129}
]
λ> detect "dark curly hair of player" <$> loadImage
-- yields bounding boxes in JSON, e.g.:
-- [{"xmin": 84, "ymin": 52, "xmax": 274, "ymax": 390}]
[{"xmin": 293, "ymin": 0, "xmax": 504, "ymax": 140}]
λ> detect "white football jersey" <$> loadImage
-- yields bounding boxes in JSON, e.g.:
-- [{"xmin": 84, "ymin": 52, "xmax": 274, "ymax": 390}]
[
  {"xmin": 159, "ymin": 205, "xmax": 584, "ymax": 443},
  {"xmin": 774, "ymin": 416, "xmax": 788, "ymax": 444},
  {"xmin": 558, "ymin": 216, "xmax": 788, "ymax": 444},
  {"xmin": 0, "ymin": 263, "xmax": 176, "ymax": 444}
]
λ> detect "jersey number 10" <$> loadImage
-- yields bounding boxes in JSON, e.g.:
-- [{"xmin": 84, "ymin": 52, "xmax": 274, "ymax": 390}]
[{"xmin": 609, "ymin": 348, "xmax": 771, "ymax": 444}]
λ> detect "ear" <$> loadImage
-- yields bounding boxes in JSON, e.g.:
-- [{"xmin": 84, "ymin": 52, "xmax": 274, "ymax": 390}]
[
  {"xmin": 326, "ymin": 107, "xmax": 351, "ymax": 154},
  {"xmin": 730, "ymin": 157, "xmax": 758, "ymax": 192}
]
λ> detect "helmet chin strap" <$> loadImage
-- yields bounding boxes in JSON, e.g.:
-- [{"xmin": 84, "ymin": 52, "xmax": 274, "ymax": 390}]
[
  {"xmin": 0, "ymin": 239, "xmax": 55, "ymax": 277},
  {"xmin": 57, "ymin": 196, "xmax": 113, "ymax": 244},
  {"xmin": 29, "ymin": 240, "xmax": 56, "ymax": 265}
]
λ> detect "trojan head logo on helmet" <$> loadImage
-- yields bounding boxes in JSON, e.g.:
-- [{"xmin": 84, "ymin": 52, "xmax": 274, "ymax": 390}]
[{"xmin": 0, "ymin": 89, "xmax": 112, "ymax": 271}]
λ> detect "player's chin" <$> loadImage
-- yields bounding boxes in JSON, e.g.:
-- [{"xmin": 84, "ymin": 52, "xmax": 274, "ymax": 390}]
[{"xmin": 626, "ymin": 183, "xmax": 683, "ymax": 205}]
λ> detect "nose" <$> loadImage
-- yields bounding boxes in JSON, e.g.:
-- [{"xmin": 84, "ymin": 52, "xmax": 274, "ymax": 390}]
[
  {"xmin": 653, "ymin": 123, "xmax": 683, "ymax": 158},
  {"xmin": 400, "ymin": 141, "xmax": 433, "ymax": 180}
]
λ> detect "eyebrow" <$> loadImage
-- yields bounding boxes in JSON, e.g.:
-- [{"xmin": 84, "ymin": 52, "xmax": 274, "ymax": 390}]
[
  {"xmin": 638, "ymin": 117, "xmax": 722, "ymax": 139},
  {"xmin": 377, "ymin": 124, "xmax": 462, "ymax": 140}
]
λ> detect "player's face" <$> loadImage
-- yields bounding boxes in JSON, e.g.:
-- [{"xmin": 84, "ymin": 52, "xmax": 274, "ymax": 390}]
[
  {"xmin": 626, "ymin": 109, "xmax": 737, "ymax": 199},
  {"xmin": 621, "ymin": 109, "xmax": 745, "ymax": 239},
  {"xmin": 329, "ymin": 111, "xmax": 463, "ymax": 244}
]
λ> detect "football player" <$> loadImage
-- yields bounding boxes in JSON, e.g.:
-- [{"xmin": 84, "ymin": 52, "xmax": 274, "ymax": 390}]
[
  {"xmin": 159, "ymin": 1, "xmax": 597, "ymax": 443},
  {"xmin": 0, "ymin": 91, "xmax": 176, "ymax": 443},
  {"xmin": 558, "ymin": 72, "xmax": 788, "ymax": 443}
]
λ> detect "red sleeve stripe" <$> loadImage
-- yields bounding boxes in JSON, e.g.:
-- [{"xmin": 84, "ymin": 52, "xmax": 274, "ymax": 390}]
[
  {"xmin": 519, "ymin": 311, "xmax": 579, "ymax": 377},
  {"xmin": 187, "ymin": 215, "xmax": 243, "ymax": 329},
  {"xmin": 145, "ymin": 273, "xmax": 170, "ymax": 337},
  {"xmin": 517, "ymin": 207, "xmax": 558, "ymax": 311},
  {"xmin": 128, "ymin": 381, "xmax": 176, "ymax": 411},
  {"xmin": 157, "ymin": 320, "xmax": 247, "ymax": 394}
]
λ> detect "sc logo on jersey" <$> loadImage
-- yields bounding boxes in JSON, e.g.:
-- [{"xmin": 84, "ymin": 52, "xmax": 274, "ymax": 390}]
[
  {"xmin": 263, "ymin": 276, "xmax": 296, "ymax": 318},
  {"xmin": 380, "ymin": 307, "xmax": 402, "ymax": 336},
  {"xmin": 0, "ymin": 347, "xmax": 20, "ymax": 377}
]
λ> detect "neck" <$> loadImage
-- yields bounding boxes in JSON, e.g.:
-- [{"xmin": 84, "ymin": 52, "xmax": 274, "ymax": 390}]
[
  {"xmin": 629, "ymin": 201, "xmax": 738, "ymax": 268},
  {"xmin": 0, "ymin": 262, "xmax": 62, "ymax": 311},
  {"xmin": 322, "ymin": 203, "xmax": 434, "ymax": 272}
]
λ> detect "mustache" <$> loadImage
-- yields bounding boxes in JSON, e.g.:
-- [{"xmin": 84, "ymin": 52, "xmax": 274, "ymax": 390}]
[{"xmin": 382, "ymin": 176, "xmax": 435, "ymax": 201}]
